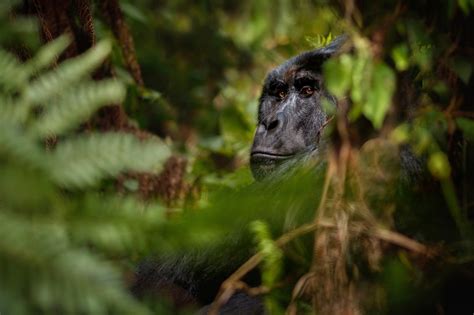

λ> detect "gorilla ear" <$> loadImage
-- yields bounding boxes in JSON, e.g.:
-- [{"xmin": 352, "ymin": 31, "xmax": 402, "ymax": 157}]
[{"xmin": 292, "ymin": 35, "xmax": 347, "ymax": 69}]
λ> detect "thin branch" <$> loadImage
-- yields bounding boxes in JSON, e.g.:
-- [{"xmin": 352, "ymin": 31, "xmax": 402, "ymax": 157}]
[
  {"xmin": 370, "ymin": 226, "xmax": 431, "ymax": 254},
  {"xmin": 207, "ymin": 221, "xmax": 328, "ymax": 315},
  {"xmin": 286, "ymin": 272, "xmax": 317, "ymax": 315},
  {"xmin": 101, "ymin": 0, "xmax": 144, "ymax": 86},
  {"xmin": 315, "ymin": 156, "xmax": 335, "ymax": 221},
  {"xmin": 451, "ymin": 111, "xmax": 474, "ymax": 119},
  {"xmin": 207, "ymin": 219, "xmax": 432, "ymax": 314}
]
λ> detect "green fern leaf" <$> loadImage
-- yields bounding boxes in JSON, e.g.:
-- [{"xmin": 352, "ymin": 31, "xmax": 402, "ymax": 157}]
[
  {"xmin": 22, "ymin": 40, "xmax": 112, "ymax": 106},
  {"xmin": 0, "ymin": 125, "xmax": 46, "ymax": 169},
  {"xmin": 0, "ymin": 49, "xmax": 28, "ymax": 90},
  {"xmin": 24, "ymin": 35, "xmax": 71, "ymax": 75},
  {"xmin": 0, "ymin": 95, "xmax": 27, "ymax": 124},
  {"xmin": 31, "ymin": 80, "xmax": 125, "ymax": 137},
  {"xmin": 0, "ymin": 211, "xmax": 150, "ymax": 315},
  {"xmin": 48, "ymin": 133, "xmax": 171, "ymax": 188},
  {"xmin": 69, "ymin": 195, "xmax": 166, "ymax": 253}
]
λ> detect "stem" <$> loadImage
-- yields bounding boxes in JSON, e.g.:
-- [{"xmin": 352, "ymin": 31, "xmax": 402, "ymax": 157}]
[
  {"xmin": 207, "ymin": 219, "xmax": 431, "ymax": 314},
  {"xmin": 441, "ymin": 177, "xmax": 472, "ymax": 242}
]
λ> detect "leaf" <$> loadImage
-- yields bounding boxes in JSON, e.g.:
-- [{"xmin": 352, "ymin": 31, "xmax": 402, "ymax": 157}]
[
  {"xmin": 449, "ymin": 57, "xmax": 472, "ymax": 84},
  {"xmin": 49, "ymin": 133, "xmax": 171, "ymax": 188},
  {"xmin": 25, "ymin": 35, "xmax": 71, "ymax": 74},
  {"xmin": 350, "ymin": 53, "xmax": 369, "ymax": 105},
  {"xmin": 456, "ymin": 117, "xmax": 474, "ymax": 140},
  {"xmin": 0, "ymin": 49, "xmax": 28, "ymax": 89},
  {"xmin": 0, "ymin": 212, "xmax": 150, "ymax": 315},
  {"xmin": 250, "ymin": 220, "xmax": 283, "ymax": 287},
  {"xmin": 31, "ymin": 80, "xmax": 126, "ymax": 137},
  {"xmin": 23, "ymin": 40, "xmax": 112, "ymax": 106},
  {"xmin": 306, "ymin": 33, "xmax": 334, "ymax": 48},
  {"xmin": 323, "ymin": 54, "xmax": 353, "ymax": 98},
  {"xmin": 121, "ymin": 3, "xmax": 148, "ymax": 24},
  {"xmin": 391, "ymin": 44, "xmax": 410, "ymax": 71},
  {"xmin": 363, "ymin": 63, "xmax": 395, "ymax": 129},
  {"xmin": 0, "ymin": 125, "xmax": 46, "ymax": 169},
  {"xmin": 69, "ymin": 195, "xmax": 166, "ymax": 254},
  {"xmin": 428, "ymin": 151, "xmax": 451, "ymax": 179},
  {"xmin": 390, "ymin": 123, "xmax": 410, "ymax": 144},
  {"xmin": 458, "ymin": 0, "xmax": 473, "ymax": 14}
]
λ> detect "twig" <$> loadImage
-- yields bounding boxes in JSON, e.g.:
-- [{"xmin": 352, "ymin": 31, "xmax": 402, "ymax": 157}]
[
  {"xmin": 286, "ymin": 272, "xmax": 317, "ymax": 315},
  {"xmin": 315, "ymin": 156, "xmax": 335, "ymax": 221},
  {"xmin": 370, "ymin": 226, "xmax": 431, "ymax": 254},
  {"xmin": 451, "ymin": 111, "xmax": 474, "ymax": 118},
  {"xmin": 207, "ymin": 221, "xmax": 330, "ymax": 315},
  {"xmin": 207, "ymin": 218, "xmax": 432, "ymax": 314}
]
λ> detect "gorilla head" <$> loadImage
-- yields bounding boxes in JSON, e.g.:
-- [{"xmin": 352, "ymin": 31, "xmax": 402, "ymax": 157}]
[{"xmin": 250, "ymin": 37, "xmax": 345, "ymax": 180}]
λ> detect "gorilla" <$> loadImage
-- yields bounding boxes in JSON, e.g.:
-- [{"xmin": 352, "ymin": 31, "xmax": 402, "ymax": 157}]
[
  {"xmin": 250, "ymin": 36, "xmax": 345, "ymax": 180},
  {"xmin": 133, "ymin": 38, "xmax": 346, "ymax": 314},
  {"xmin": 134, "ymin": 35, "xmax": 474, "ymax": 314}
]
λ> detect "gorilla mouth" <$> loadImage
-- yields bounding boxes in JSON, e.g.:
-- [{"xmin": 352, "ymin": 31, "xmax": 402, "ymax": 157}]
[
  {"xmin": 250, "ymin": 151, "xmax": 294, "ymax": 160},
  {"xmin": 250, "ymin": 151, "xmax": 294, "ymax": 181}
]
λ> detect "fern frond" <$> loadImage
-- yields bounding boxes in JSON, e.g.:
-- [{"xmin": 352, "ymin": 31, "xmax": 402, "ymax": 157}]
[
  {"xmin": 0, "ymin": 25, "xmax": 171, "ymax": 315},
  {"xmin": 24, "ymin": 35, "xmax": 71, "ymax": 75},
  {"xmin": 0, "ymin": 211, "xmax": 150, "ymax": 315},
  {"xmin": 31, "ymin": 80, "xmax": 125, "ymax": 137},
  {"xmin": 0, "ymin": 95, "xmax": 26, "ymax": 123},
  {"xmin": 0, "ymin": 49, "xmax": 28, "ymax": 90},
  {"xmin": 22, "ymin": 40, "xmax": 112, "ymax": 106},
  {"xmin": 0, "ymin": 125, "xmax": 46, "ymax": 170},
  {"xmin": 49, "ymin": 133, "xmax": 171, "ymax": 188},
  {"xmin": 49, "ymin": 251, "xmax": 150, "ymax": 315},
  {"xmin": 0, "ymin": 165, "xmax": 56, "ymax": 215},
  {"xmin": 68, "ymin": 195, "xmax": 166, "ymax": 253}
]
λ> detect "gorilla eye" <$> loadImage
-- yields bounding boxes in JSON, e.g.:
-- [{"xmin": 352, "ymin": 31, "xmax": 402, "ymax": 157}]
[
  {"xmin": 300, "ymin": 86, "xmax": 314, "ymax": 97},
  {"xmin": 278, "ymin": 90, "xmax": 287, "ymax": 99}
]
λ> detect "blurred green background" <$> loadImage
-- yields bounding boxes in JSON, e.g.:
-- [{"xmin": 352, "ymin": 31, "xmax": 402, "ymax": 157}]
[{"xmin": 0, "ymin": 0, "xmax": 473, "ymax": 314}]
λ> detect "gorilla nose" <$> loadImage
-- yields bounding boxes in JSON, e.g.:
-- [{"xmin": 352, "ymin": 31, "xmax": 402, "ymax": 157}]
[
  {"xmin": 266, "ymin": 118, "xmax": 279, "ymax": 131},
  {"xmin": 263, "ymin": 112, "xmax": 284, "ymax": 132}
]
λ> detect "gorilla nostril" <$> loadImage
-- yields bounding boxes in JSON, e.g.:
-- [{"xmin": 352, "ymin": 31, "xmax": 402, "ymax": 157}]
[{"xmin": 267, "ymin": 119, "xmax": 279, "ymax": 131}]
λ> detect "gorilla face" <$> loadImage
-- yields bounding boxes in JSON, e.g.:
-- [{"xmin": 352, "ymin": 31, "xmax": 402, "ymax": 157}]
[{"xmin": 250, "ymin": 37, "xmax": 345, "ymax": 180}]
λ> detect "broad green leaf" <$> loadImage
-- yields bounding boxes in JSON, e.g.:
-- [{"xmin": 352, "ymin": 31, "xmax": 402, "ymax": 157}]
[
  {"xmin": 350, "ymin": 53, "xmax": 369, "ymax": 104},
  {"xmin": 390, "ymin": 123, "xmax": 410, "ymax": 144},
  {"xmin": 324, "ymin": 54, "xmax": 353, "ymax": 98},
  {"xmin": 456, "ymin": 117, "xmax": 474, "ymax": 140},
  {"xmin": 363, "ymin": 63, "xmax": 395, "ymax": 129},
  {"xmin": 449, "ymin": 57, "xmax": 473, "ymax": 84},
  {"xmin": 428, "ymin": 151, "xmax": 451, "ymax": 179},
  {"xmin": 391, "ymin": 44, "xmax": 410, "ymax": 71},
  {"xmin": 458, "ymin": 0, "xmax": 473, "ymax": 14}
]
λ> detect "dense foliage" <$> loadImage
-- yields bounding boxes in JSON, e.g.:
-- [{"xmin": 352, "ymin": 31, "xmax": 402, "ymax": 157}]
[{"xmin": 0, "ymin": 0, "xmax": 473, "ymax": 314}]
